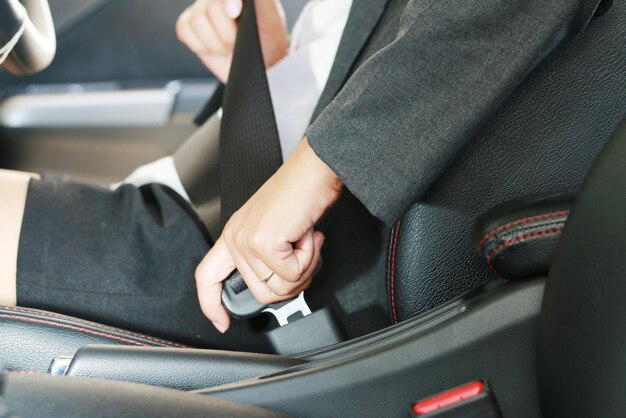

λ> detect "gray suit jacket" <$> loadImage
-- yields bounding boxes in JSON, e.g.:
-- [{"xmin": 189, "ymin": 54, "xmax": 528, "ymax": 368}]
[
  {"xmin": 176, "ymin": 0, "xmax": 608, "ymax": 338},
  {"xmin": 306, "ymin": 0, "xmax": 603, "ymax": 225}
]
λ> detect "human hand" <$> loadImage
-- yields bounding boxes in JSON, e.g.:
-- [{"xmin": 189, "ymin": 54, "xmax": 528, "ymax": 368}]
[
  {"xmin": 176, "ymin": 0, "xmax": 289, "ymax": 83},
  {"xmin": 195, "ymin": 139, "xmax": 343, "ymax": 332}
]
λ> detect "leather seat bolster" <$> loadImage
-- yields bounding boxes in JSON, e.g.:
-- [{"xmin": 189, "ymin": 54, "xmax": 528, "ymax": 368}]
[
  {"xmin": 539, "ymin": 115, "xmax": 626, "ymax": 417},
  {"xmin": 474, "ymin": 195, "xmax": 572, "ymax": 280},
  {"xmin": 387, "ymin": 1, "xmax": 625, "ymax": 323},
  {"xmin": 0, "ymin": 306, "xmax": 188, "ymax": 373}
]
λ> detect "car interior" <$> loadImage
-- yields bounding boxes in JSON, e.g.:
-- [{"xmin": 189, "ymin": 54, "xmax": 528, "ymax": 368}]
[{"xmin": 0, "ymin": 0, "xmax": 625, "ymax": 417}]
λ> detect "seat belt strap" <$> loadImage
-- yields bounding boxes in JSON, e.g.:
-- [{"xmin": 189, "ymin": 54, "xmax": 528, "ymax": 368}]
[{"xmin": 218, "ymin": 0, "xmax": 283, "ymax": 227}]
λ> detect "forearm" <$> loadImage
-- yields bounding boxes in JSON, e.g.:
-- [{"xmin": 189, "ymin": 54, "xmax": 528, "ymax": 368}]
[{"xmin": 307, "ymin": 0, "xmax": 602, "ymax": 224}]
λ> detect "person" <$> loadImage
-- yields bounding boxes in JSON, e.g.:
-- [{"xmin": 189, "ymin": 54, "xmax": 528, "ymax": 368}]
[{"xmin": 0, "ymin": 0, "xmax": 604, "ymax": 350}]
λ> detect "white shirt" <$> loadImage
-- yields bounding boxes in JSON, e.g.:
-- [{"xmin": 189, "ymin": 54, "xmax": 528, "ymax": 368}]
[
  {"xmin": 270, "ymin": 0, "xmax": 352, "ymax": 159},
  {"xmin": 120, "ymin": 0, "xmax": 353, "ymax": 201}
]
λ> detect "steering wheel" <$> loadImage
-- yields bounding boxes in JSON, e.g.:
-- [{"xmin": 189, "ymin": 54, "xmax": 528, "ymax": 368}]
[{"xmin": 0, "ymin": 0, "xmax": 56, "ymax": 75}]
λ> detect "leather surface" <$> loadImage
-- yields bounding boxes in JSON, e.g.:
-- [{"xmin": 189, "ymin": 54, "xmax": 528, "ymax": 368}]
[
  {"xmin": 0, "ymin": 306, "xmax": 187, "ymax": 373},
  {"xmin": 539, "ymin": 117, "xmax": 626, "ymax": 417},
  {"xmin": 65, "ymin": 345, "xmax": 304, "ymax": 391},
  {"xmin": 1, "ymin": 373, "xmax": 288, "ymax": 418},
  {"xmin": 390, "ymin": 2, "xmax": 626, "ymax": 322},
  {"xmin": 474, "ymin": 195, "xmax": 572, "ymax": 280}
]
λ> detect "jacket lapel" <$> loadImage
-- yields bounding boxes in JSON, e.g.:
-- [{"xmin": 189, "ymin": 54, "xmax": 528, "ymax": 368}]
[{"xmin": 311, "ymin": 0, "xmax": 389, "ymax": 121}]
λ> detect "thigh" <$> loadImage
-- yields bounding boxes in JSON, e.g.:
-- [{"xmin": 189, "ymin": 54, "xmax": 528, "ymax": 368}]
[
  {"xmin": 0, "ymin": 169, "xmax": 39, "ymax": 306},
  {"xmin": 15, "ymin": 176, "xmax": 272, "ymax": 352}
]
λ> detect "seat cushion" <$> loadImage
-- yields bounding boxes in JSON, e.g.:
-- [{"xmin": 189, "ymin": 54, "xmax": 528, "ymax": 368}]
[{"xmin": 0, "ymin": 306, "xmax": 188, "ymax": 373}]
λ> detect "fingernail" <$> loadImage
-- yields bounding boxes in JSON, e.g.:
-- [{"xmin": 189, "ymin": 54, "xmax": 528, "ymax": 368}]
[
  {"xmin": 212, "ymin": 321, "xmax": 227, "ymax": 333},
  {"xmin": 223, "ymin": 0, "xmax": 241, "ymax": 19}
]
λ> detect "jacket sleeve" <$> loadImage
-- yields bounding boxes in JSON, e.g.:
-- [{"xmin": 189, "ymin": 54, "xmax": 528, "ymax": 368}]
[{"xmin": 305, "ymin": 0, "xmax": 602, "ymax": 225}]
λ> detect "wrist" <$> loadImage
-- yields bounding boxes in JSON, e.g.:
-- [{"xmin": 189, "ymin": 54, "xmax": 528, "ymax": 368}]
[{"xmin": 301, "ymin": 137, "xmax": 343, "ymax": 192}]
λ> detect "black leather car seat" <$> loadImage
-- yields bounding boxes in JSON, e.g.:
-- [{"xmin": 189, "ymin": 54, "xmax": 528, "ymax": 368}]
[
  {"xmin": 387, "ymin": 0, "xmax": 626, "ymax": 323},
  {"xmin": 538, "ymin": 115, "xmax": 626, "ymax": 417},
  {"xmin": 0, "ymin": 0, "xmax": 625, "ymax": 375},
  {"xmin": 0, "ymin": 305, "xmax": 188, "ymax": 373}
]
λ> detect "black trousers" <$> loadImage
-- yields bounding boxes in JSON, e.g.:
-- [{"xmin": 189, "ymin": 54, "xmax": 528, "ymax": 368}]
[{"xmin": 16, "ymin": 176, "xmax": 273, "ymax": 352}]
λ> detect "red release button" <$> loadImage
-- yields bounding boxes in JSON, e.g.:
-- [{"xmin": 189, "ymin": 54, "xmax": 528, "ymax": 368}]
[{"xmin": 412, "ymin": 381, "xmax": 485, "ymax": 415}]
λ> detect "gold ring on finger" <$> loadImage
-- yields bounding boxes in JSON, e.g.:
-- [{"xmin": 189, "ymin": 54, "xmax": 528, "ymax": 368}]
[{"xmin": 261, "ymin": 271, "xmax": 275, "ymax": 284}]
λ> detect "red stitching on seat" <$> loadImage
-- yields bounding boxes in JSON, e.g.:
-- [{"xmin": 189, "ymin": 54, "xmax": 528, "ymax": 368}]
[
  {"xmin": 477, "ymin": 211, "xmax": 569, "ymax": 251},
  {"xmin": 485, "ymin": 228, "xmax": 563, "ymax": 276},
  {"xmin": 0, "ymin": 314, "xmax": 150, "ymax": 346},
  {"xmin": 2, "ymin": 306, "xmax": 185, "ymax": 347},
  {"xmin": 0, "ymin": 306, "xmax": 188, "ymax": 348},
  {"xmin": 390, "ymin": 220, "xmax": 401, "ymax": 324}
]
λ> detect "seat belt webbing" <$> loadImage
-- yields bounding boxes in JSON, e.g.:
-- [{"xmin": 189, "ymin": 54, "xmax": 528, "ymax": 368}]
[{"xmin": 219, "ymin": 0, "xmax": 283, "ymax": 227}]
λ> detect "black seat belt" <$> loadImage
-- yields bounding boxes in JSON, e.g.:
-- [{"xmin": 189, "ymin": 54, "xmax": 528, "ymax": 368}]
[
  {"xmin": 218, "ymin": 0, "xmax": 283, "ymax": 226},
  {"xmin": 211, "ymin": 1, "xmax": 344, "ymax": 353},
  {"xmin": 174, "ymin": 0, "xmax": 282, "ymax": 239}
]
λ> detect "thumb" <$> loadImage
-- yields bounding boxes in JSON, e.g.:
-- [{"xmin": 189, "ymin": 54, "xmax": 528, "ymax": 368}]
[
  {"xmin": 222, "ymin": 0, "xmax": 242, "ymax": 19},
  {"xmin": 195, "ymin": 237, "xmax": 235, "ymax": 333}
]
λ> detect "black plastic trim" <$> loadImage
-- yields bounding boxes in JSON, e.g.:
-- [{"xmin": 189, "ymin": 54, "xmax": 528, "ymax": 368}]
[
  {"xmin": 199, "ymin": 279, "xmax": 545, "ymax": 418},
  {"xmin": 65, "ymin": 345, "xmax": 304, "ymax": 391}
]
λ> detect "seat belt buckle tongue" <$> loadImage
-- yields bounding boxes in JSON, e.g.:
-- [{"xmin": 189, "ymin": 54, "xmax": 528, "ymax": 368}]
[
  {"xmin": 221, "ymin": 270, "xmax": 344, "ymax": 354},
  {"xmin": 411, "ymin": 380, "xmax": 503, "ymax": 418},
  {"xmin": 221, "ymin": 271, "xmax": 313, "ymax": 321},
  {"xmin": 263, "ymin": 292, "xmax": 311, "ymax": 326}
]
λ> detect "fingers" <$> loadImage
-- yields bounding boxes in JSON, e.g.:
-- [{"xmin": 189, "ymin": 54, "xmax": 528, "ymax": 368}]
[
  {"xmin": 209, "ymin": 1, "xmax": 238, "ymax": 47},
  {"xmin": 176, "ymin": 0, "xmax": 238, "ymax": 55},
  {"xmin": 222, "ymin": 226, "xmax": 292, "ymax": 305},
  {"xmin": 195, "ymin": 226, "xmax": 323, "ymax": 333},
  {"xmin": 244, "ymin": 256, "xmax": 308, "ymax": 299},
  {"xmin": 264, "ymin": 231, "xmax": 323, "ymax": 297},
  {"xmin": 250, "ymin": 228, "xmax": 317, "ymax": 283},
  {"xmin": 176, "ymin": 8, "xmax": 208, "ymax": 54},
  {"xmin": 190, "ymin": 9, "xmax": 228, "ymax": 54},
  {"xmin": 226, "ymin": 246, "xmax": 280, "ymax": 306},
  {"xmin": 221, "ymin": 0, "xmax": 242, "ymax": 19},
  {"xmin": 225, "ymin": 224, "xmax": 324, "ymax": 303},
  {"xmin": 263, "ymin": 231, "xmax": 323, "ymax": 297},
  {"xmin": 195, "ymin": 237, "xmax": 235, "ymax": 333},
  {"xmin": 177, "ymin": 0, "xmax": 288, "ymax": 81}
]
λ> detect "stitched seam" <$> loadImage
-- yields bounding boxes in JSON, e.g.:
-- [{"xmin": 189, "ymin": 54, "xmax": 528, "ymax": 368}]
[
  {"xmin": 384, "ymin": 225, "xmax": 392, "ymax": 317},
  {"xmin": 390, "ymin": 220, "xmax": 401, "ymax": 324},
  {"xmin": 0, "ymin": 306, "xmax": 187, "ymax": 348},
  {"xmin": 485, "ymin": 228, "xmax": 562, "ymax": 276},
  {"xmin": 0, "ymin": 314, "xmax": 150, "ymax": 346},
  {"xmin": 2, "ymin": 306, "xmax": 138, "ymax": 335},
  {"xmin": 2, "ymin": 306, "xmax": 181, "ymax": 346},
  {"xmin": 477, "ymin": 211, "xmax": 569, "ymax": 251},
  {"xmin": 488, "ymin": 220, "xmax": 566, "ymax": 246}
]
